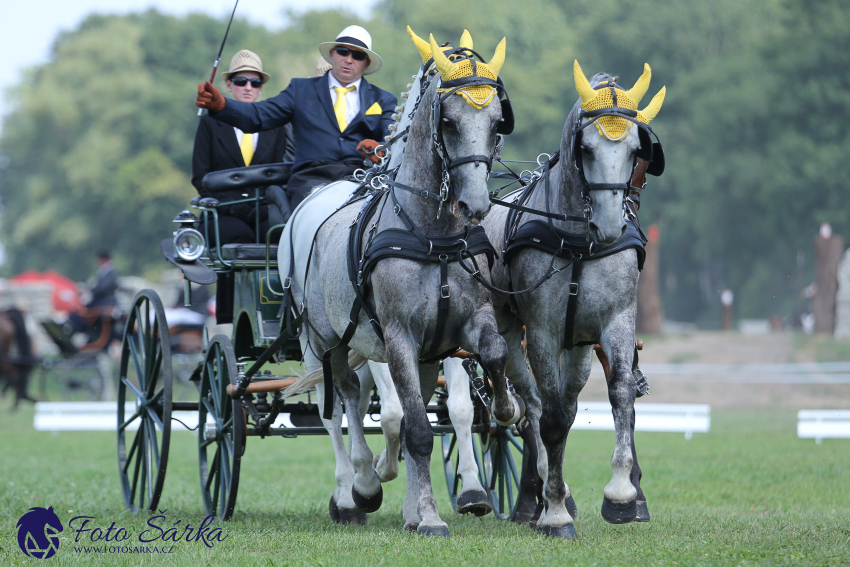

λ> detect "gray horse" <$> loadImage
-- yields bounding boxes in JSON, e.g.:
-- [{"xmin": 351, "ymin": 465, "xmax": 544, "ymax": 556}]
[
  {"xmin": 284, "ymin": 30, "xmax": 521, "ymax": 536},
  {"xmin": 481, "ymin": 60, "xmax": 666, "ymax": 537}
]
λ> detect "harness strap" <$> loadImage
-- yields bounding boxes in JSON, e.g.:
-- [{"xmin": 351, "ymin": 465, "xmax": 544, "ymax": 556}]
[
  {"xmin": 563, "ymin": 255, "xmax": 583, "ymax": 350},
  {"xmin": 447, "ymin": 154, "xmax": 493, "ymax": 170},
  {"xmin": 490, "ymin": 197, "xmax": 585, "ymax": 222},
  {"xmin": 426, "ymin": 254, "xmax": 451, "ymax": 359}
]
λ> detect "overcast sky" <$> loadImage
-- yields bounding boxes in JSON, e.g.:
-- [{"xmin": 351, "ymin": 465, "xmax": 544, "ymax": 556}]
[{"xmin": 0, "ymin": 0, "xmax": 377, "ymax": 130}]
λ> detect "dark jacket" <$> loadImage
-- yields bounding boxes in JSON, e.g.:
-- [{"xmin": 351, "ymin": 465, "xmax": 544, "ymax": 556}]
[
  {"xmin": 87, "ymin": 263, "xmax": 119, "ymax": 308},
  {"xmin": 211, "ymin": 74, "xmax": 397, "ymax": 173},
  {"xmin": 191, "ymin": 114, "xmax": 295, "ymax": 207}
]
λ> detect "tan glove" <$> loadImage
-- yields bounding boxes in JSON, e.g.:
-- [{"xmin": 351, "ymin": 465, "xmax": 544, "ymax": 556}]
[
  {"xmin": 195, "ymin": 81, "xmax": 226, "ymax": 113},
  {"xmin": 356, "ymin": 139, "xmax": 385, "ymax": 164}
]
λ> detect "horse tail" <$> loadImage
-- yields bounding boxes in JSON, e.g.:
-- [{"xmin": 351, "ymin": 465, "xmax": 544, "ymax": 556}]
[
  {"xmin": 348, "ymin": 350, "xmax": 367, "ymax": 370},
  {"xmin": 281, "ymin": 367, "xmax": 324, "ymax": 398}
]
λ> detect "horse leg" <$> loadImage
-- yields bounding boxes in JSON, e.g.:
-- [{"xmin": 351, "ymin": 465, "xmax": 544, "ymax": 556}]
[
  {"xmin": 630, "ymin": 407, "xmax": 650, "ymax": 521},
  {"xmin": 599, "ymin": 339, "xmax": 639, "ymax": 524},
  {"xmin": 333, "ymin": 352, "xmax": 383, "ymax": 513},
  {"xmin": 366, "ymin": 361, "xmax": 402, "ymax": 482},
  {"xmin": 525, "ymin": 329, "xmax": 578, "ymax": 538},
  {"xmin": 471, "ymin": 315, "xmax": 521, "ymax": 427},
  {"xmin": 400, "ymin": 425, "xmax": 422, "ymax": 531},
  {"xmin": 498, "ymin": 323, "xmax": 544, "ymax": 526},
  {"xmin": 442, "ymin": 357, "xmax": 491, "ymax": 516},
  {"xmin": 386, "ymin": 335, "xmax": 448, "ymax": 536},
  {"xmin": 305, "ymin": 349, "xmax": 364, "ymax": 525}
]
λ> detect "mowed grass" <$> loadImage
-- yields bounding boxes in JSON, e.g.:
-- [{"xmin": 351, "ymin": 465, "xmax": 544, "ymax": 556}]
[{"xmin": 0, "ymin": 403, "xmax": 848, "ymax": 566}]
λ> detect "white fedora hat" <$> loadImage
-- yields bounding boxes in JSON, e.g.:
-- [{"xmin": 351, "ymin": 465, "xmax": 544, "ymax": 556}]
[{"xmin": 318, "ymin": 25, "xmax": 383, "ymax": 75}]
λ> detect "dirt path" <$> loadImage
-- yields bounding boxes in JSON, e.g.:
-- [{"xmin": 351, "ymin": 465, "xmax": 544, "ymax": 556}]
[{"xmin": 578, "ymin": 331, "xmax": 850, "ymax": 408}]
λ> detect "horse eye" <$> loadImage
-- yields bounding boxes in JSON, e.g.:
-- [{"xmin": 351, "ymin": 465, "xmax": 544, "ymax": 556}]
[{"xmin": 581, "ymin": 145, "xmax": 593, "ymax": 155}]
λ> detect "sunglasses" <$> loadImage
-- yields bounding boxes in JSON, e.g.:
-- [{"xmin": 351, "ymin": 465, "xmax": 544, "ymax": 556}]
[
  {"xmin": 230, "ymin": 77, "xmax": 263, "ymax": 88},
  {"xmin": 333, "ymin": 47, "xmax": 369, "ymax": 61}
]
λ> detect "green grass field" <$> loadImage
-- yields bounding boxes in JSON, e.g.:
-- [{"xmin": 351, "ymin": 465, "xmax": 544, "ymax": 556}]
[{"xmin": 1, "ymin": 404, "xmax": 848, "ymax": 566}]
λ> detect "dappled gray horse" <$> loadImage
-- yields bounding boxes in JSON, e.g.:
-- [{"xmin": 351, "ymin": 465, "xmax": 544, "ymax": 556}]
[
  {"xmin": 480, "ymin": 60, "xmax": 666, "ymax": 537},
  {"xmin": 283, "ymin": 29, "xmax": 521, "ymax": 536}
]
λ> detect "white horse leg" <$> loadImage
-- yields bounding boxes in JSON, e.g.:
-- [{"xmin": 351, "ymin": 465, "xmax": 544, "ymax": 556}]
[
  {"xmin": 442, "ymin": 357, "xmax": 491, "ymax": 515},
  {"xmin": 367, "ymin": 361, "xmax": 402, "ymax": 482},
  {"xmin": 305, "ymin": 348, "xmax": 363, "ymax": 524},
  {"xmin": 598, "ymin": 338, "xmax": 638, "ymax": 523},
  {"xmin": 332, "ymin": 353, "xmax": 383, "ymax": 513}
]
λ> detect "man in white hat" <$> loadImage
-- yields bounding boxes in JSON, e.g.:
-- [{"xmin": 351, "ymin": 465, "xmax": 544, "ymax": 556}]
[{"xmin": 196, "ymin": 25, "xmax": 397, "ymax": 208}]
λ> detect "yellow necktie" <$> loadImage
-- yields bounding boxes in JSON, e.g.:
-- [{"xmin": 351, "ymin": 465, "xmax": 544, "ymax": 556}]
[
  {"xmin": 333, "ymin": 85, "xmax": 356, "ymax": 131},
  {"xmin": 240, "ymin": 132, "xmax": 254, "ymax": 165}
]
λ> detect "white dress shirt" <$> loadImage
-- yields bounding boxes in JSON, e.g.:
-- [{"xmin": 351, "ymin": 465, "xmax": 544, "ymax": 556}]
[
  {"xmin": 232, "ymin": 128, "xmax": 258, "ymax": 151},
  {"xmin": 328, "ymin": 73, "xmax": 362, "ymax": 126}
]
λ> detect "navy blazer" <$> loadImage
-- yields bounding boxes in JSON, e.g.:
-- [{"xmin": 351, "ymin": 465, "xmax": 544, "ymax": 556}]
[
  {"xmin": 192, "ymin": 114, "xmax": 295, "ymax": 199},
  {"xmin": 211, "ymin": 74, "xmax": 397, "ymax": 173}
]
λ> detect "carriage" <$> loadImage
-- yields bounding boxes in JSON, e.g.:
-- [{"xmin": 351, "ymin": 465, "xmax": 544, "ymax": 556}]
[{"xmin": 116, "ymin": 163, "xmax": 532, "ymax": 521}]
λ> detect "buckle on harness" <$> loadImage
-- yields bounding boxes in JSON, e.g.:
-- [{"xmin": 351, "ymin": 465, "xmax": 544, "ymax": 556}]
[
  {"xmin": 282, "ymin": 277, "xmax": 291, "ymax": 290},
  {"xmin": 440, "ymin": 285, "xmax": 451, "ymax": 299},
  {"xmin": 569, "ymin": 282, "xmax": 579, "ymax": 296}
]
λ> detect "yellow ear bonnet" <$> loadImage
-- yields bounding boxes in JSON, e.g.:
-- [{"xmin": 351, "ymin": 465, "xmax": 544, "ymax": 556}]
[
  {"xmin": 408, "ymin": 27, "xmax": 506, "ymax": 109},
  {"xmin": 573, "ymin": 59, "xmax": 666, "ymax": 140}
]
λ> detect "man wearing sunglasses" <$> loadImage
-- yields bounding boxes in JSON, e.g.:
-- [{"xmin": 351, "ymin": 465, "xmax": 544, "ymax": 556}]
[{"xmin": 196, "ymin": 25, "xmax": 397, "ymax": 209}]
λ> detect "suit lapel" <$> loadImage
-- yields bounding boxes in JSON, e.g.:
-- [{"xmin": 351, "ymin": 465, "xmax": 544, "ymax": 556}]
[
  {"xmin": 315, "ymin": 75, "xmax": 340, "ymax": 131},
  {"xmin": 346, "ymin": 79, "xmax": 373, "ymax": 131},
  {"xmin": 253, "ymin": 131, "xmax": 273, "ymax": 164},
  {"xmin": 217, "ymin": 120, "xmax": 245, "ymax": 166}
]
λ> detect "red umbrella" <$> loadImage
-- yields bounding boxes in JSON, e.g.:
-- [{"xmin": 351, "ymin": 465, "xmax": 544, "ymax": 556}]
[{"xmin": 8, "ymin": 270, "xmax": 81, "ymax": 313}]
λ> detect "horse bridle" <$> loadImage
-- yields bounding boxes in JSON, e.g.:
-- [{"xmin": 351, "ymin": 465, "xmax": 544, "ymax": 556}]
[
  {"xmin": 371, "ymin": 45, "xmax": 514, "ymax": 219},
  {"xmin": 571, "ymin": 82, "xmax": 665, "ymax": 222}
]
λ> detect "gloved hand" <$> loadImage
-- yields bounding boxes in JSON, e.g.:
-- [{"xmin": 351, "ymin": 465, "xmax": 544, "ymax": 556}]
[
  {"xmin": 196, "ymin": 81, "xmax": 226, "ymax": 113},
  {"xmin": 356, "ymin": 139, "xmax": 385, "ymax": 164}
]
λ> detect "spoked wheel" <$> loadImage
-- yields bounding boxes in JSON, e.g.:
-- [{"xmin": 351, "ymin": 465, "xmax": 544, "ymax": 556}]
[
  {"xmin": 481, "ymin": 423, "xmax": 526, "ymax": 520},
  {"xmin": 117, "ymin": 290, "xmax": 173, "ymax": 513},
  {"xmin": 198, "ymin": 335, "xmax": 245, "ymax": 521}
]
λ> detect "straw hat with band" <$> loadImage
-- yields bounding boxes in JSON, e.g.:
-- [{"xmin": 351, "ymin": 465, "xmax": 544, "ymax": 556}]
[
  {"xmin": 318, "ymin": 25, "xmax": 383, "ymax": 75},
  {"xmin": 221, "ymin": 49, "xmax": 271, "ymax": 84}
]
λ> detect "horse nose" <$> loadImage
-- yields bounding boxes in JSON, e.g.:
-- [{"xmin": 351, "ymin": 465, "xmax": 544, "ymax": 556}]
[
  {"xmin": 587, "ymin": 219, "xmax": 627, "ymax": 246},
  {"xmin": 457, "ymin": 199, "xmax": 490, "ymax": 225}
]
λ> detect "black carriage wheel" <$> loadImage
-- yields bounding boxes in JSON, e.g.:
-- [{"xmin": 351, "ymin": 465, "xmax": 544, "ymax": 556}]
[
  {"xmin": 481, "ymin": 424, "xmax": 525, "ymax": 520},
  {"xmin": 198, "ymin": 335, "xmax": 245, "ymax": 521},
  {"xmin": 117, "ymin": 290, "xmax": 173, "ymax": 513}
]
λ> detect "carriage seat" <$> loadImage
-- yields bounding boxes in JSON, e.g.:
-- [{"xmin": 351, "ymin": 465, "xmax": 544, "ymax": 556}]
[
  {"xmin": 220, "ymin": 244, "xmax": 278, "ymax": 262},
  {"xmin": 202, "ymin": 163, "xmax": 293, "ymax": 194}
]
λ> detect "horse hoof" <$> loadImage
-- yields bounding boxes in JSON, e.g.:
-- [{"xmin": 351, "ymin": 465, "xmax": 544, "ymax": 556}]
[
  {"xmin": 352, "ymin": 485, "xmax": 383, "ymax": 513},
  {"xmin": 403, "ymin": 522, "xmax": 419, "ymax": 533},
  {"xmin": 417, "ymin": 525, "xmax": 449, "ymax": 537},
  {"xmin": 338, "ymin": 507, "xmax": 368, "ymax": 525},
  {"xmin": 329, "ymin": 495, "xmax": 340, "ymax": 523},
  {"xmin": 601, "ymin": 497, "xmax": 637, "ymax": 524},
  {"xmin": 457, "ymin": 489, "xmax": 492, "ymax": 516},
  {"xmin": 537, "ymin": 524, "xmax": 577, "ymax": 539},
  {"xmin": 566, "ymin": 493, "xmax": 578, "ymax": 520},
  {"xmin": 635, "ymin": 499, "xmax": 651, "ymax": 522}
]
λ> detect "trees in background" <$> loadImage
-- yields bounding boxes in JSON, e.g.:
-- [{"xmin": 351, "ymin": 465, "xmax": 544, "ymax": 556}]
[{"xmin": 1, "ymin": 0, "xmax": 847, "ymax": 323}]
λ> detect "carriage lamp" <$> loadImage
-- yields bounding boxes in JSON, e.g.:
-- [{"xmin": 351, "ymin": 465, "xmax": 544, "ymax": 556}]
[
  {"xmin": 173, "ymin": 229, "xmax": 205, "ymax": 262},
  {"xmin": 172, "ymin": 210, "xmax": 205, "ymax": 262}
]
